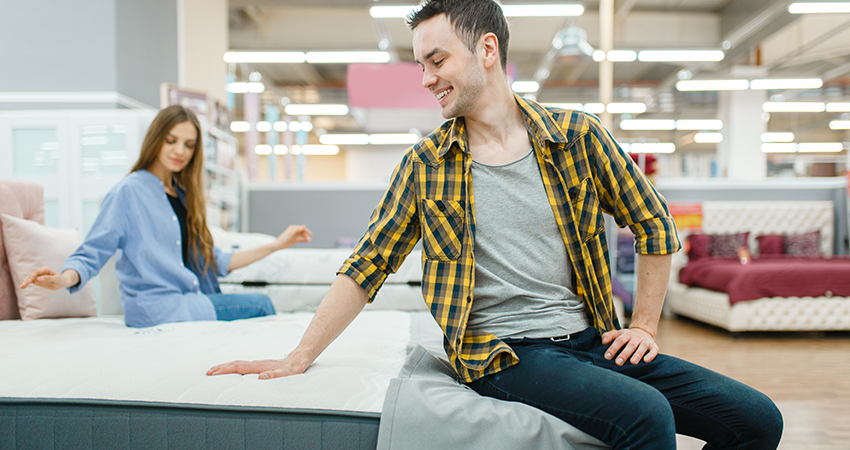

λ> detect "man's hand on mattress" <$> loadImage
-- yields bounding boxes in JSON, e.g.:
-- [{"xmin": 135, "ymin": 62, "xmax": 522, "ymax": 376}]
[
  {"xmin": 207, "ymin": 357, "xmax": 308, "ymax": 380},
  {"xmin": 20, "ymin": 267, "xmax": 71, "ymax": 290},
  {"xmin": 601, "ymin": 327, "xmax": 659, "ymax": 366},
  {"xmin": 274, "ymin": 225, "xmax": 313, "ymax": 250}
]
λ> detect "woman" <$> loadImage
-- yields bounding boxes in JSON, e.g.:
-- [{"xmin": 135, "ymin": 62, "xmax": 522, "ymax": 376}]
[{"xmin": 20, "ymin": 105, "xmax": 312, "ymax": 328}]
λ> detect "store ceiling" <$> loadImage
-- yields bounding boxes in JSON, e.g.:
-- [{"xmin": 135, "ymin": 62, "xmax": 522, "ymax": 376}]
[{"xmin": 226, "ymin": 0, "xmax": 850, "ymax": 145}]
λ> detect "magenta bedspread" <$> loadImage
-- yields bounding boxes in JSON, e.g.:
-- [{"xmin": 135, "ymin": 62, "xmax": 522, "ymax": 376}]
[{"xmin": 678, "ymin": 256, "xmax": 850, "ymax": 304}]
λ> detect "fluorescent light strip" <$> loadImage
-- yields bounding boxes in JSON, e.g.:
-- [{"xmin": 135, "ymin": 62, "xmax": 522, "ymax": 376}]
[
  {"xmin": 255, "ymin": 144, "xmax": 272, "ymax": 155},
  {"xmin": 274, "ymin": 145, "xmax": 288, "ymax": 155},
  {"xmin": 368, "ymin": 133, "xmax": 420, "ymax": 145},
  {"xmin": 256, "ymin": 121, "xmax": 272, "ymax": 132},
  {"xmin": 301, "ymin": 145, "xmax": 340, "ymax": 155},
  {"xmin": 827, "ymin": 103, "xmax": 850, "ymax": 112},
  {"xmin": 620, "ymin": 119, "xmax": 676, "ymax": 131},
  {"xmin": 224, "ymin": 51, "xmax": 306, "ymax": 63},
  {"xmin": 763, "ymin": 102, "xmax": 825, "ymax": 112},
  {"xmin": 230, "ymin": 121, "xmax": 250, "ymax": 132},
  {"xmin": 305, "ymin": 51, "xmax": 390, "ymax": 64},
  {"xmin": 676, "ymin": 79, "xmax": 749, "ymax": 91},
  {"xmin": 626, "ymin": 143, "xmax": 676, "ymax": 153},
  {"xmin": 320, "ymin": 134, "xmax": 369, "ymax": 145},
  {"xmin": 830, "ymin": 120, "xmax": 850, "ymax": 130},
  {"xmin": 606, "ymin": 103, "xmax": 646, "ymax": 114},
  {"xmin": 273, "ymin": 121, "xmax": 288, "ymax": 132},
  {"xmin": 500, "ymin": 4, "xmax": 584, "ymax": 16},
  {"xmin": 761, "ymin": 132, "xmax": 795, "ymax": 142},
  {"xmin": 370, "ymin": 4, "xmax": 583, "ymax": 18},
  {"xmin": 750, "ymin": 78, "xmax": 823, "ymax": 90},
  {"xmin": 638, "ymin": 50, "xmax": 724, "ymax": 62},
  {"xmin": 284, "ymin": 104, "xmax": 349, "ymax": 116},
  {"xmin": 676, "ymin": 120, "xmax": 723, "ymax": 130},
  {"xmin": 511, "ymin": 81, "xmax": 540, "ymax": 93},
  {"xmin": 788, "ymin": 2, "xmax": 850, "ymax": 14},
  {"xmin": 798, "ymin": 142, "xmax": 843, "ymax": 152},
  {"xmin": 694, "ymin": 132, "xmax": 723, "ymax": 144},
  {"xmin": 606, "ymin": 50, "xmax": 637, "ymax": 62},
  {"xmin": 592, "ymin": 50, "xmax": 606, "ymax": 62},
  {"xmin": 761, "ymin": 143, "xmax": 798, "ymax": 153},
  {"xmin": 584, "ymin": 103, "xmax": 605, "ymax": 114}
]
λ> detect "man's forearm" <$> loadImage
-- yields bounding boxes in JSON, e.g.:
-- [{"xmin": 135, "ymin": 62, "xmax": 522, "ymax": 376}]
[
  {"xmin": 628, "ymin": 253, "xmax": 672, "ymax": 337},
  {"xmin": 286, "ymin": 274, "xmax": 370, "ymax": 371}
]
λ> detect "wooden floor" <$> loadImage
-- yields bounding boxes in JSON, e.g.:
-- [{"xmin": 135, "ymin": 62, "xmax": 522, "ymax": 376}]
[{"xmin": 654, "ymin": 316, "xmax": 850, "ymax": 450}]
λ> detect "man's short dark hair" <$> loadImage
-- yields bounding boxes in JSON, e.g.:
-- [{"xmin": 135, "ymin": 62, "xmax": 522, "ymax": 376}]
[{"xmin": 407, "ymin": 0, "xmax": 510, "ymax": 72}]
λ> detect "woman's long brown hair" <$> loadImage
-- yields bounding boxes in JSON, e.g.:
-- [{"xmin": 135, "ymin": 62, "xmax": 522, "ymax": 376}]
[{"xmin": 130, "ymin": 105, "xmax": 217, "ymax": 275}]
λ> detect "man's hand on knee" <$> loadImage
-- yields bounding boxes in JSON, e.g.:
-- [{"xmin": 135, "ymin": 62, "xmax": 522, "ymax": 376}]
[{"xmin": 601, "ymin": 328, "xmax": 659, "ymax": 365}]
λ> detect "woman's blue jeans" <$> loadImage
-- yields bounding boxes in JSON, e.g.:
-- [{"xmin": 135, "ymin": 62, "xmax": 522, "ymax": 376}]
[
  {"xmin": 206, "ymin": 293, "xmax": 275, "ymax": 321},
  {"xmin": 467, "ymin": 328, "xmax": 783, "ymax": 450}
]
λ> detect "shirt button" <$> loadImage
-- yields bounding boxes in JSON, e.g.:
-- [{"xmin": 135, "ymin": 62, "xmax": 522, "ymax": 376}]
[
  {"xmin": 176, "ymin": 240, "xmax": 180, "ymax": 245},
  {"xmin": 193, "ymin": 280, "xmax": 199, "ymax": 285},
  {"xmin": 172, "ymin": 216, "xmax": 177, "ymax": 221},
  {"xmin": 466, "ymin": 296, "xmax": 471, "ymax": 303}
]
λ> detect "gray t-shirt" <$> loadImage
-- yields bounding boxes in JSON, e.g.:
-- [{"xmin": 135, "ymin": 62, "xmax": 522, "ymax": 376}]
[{"xmin": 467, "ymin": 149, "xmax": 591, "ymax": 339}]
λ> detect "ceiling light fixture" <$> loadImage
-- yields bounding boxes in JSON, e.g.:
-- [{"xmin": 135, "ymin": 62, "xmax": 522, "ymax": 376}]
[
  {"xmin": 592, "ymin": 50, "xmax": 606, "ymax": 62},
  {"xmin": 301, "ymin": 145, "xmax": 340, "ymax": 155},
  {"xmin": 626, "ymin": 143, "xmax": 676, "ymax": 153},
  {"xmin": 761, "ymin": 132, "xmax": 795, "ymax": 142},
  {"xmin": 320, "ymin": 134, "xmax": 370, "ymax": 145},
  {"xmin": 830, "ymin": 120, "xmax": 850, "ymax": 129},
  {"xmin": 694, "ymin": 132, "xmax": 723, "ymax": 143},
  {"xmin": 788, "ymin": 2, "xmax": 850, "ymax": 14},
  {"xmin": 750, "ymin": 78, "xmax": 823, "ymax": 90},
  {"xmin": 606, "ymin": 50, "xmax": 637, "ymax": 62},
  {"xmin": 254, "ymin": 144, "xmax": 272, "ymax": 155},
  {"xmin": 761, "ymin": 143, "xmax": 798, "ymax": 153},
  {"xmin": 273, "ymin": 145, "xmax": 288, "ymax": 155},
  {"xmin": 619, "ymin": 119, "xmax": 676, "ymax": 131},
  {"xmin": 305, "ymin": 51, "xmax": 391, "ymax": 64},
  {"xmin": 284, "ymin": 104, "xmax": 349, "ymax": 116},
  {"xmin": 223, "ymin": 51, "xmax": 306, "ymax": 63},
  {"xmin": 676, "ymin": 79, "xmax": 749, "ymax": 91},
  {"xmin": 368, "ymin": 133, "xmax": 421, "ymax": 145},
  {"xmin": 638, "ymin": 50, "xmax": 724, "ymax": 62},
  {"xmin": 273, "ymin": 121, "xmax": 288, "ymax": 132},
  {"xmin": 511, "ymin": 81, "xmax": 540, "ymax": 93},
  {"xmin": 826, "ymin": 103, "xmax": 850, "ymax": 112},
  {"xmin": 583, "ymin": 103, "xmax": 605, "ymax": 114},
  {"xmin": 762, "ymin": 102, "xmax": 826, "ymax": 112},
  {"xmin": 230, "ymin": 121, "xmax": 250, "ymax": 133},
  {"xmin": 256, "ymin": 121, "xmax": 272, "ymax": 132},
  {"xmin": 606, "ymin": 103, "xmax": 647, "ymax": 114},
  {"xmin": 798, "ymin": 142, "xmax": 843, "ymax": 152},
  {"xmin": 675, "ymin": 120, "xmax": 723, "ymax": 130}
]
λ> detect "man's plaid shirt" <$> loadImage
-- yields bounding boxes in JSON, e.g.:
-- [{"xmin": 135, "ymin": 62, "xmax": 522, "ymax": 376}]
[{"xmin": 339, "ymin": 95, "xmax": 681, "ymax": 383}]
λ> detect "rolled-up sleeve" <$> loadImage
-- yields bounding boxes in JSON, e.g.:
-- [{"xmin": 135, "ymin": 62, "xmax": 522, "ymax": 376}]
[
  {"xmin": 338, "ymin": 150, "xmax": 421, "ymax": 301},
  {"xmin": 213, "ymin": 246, "xmax": 232, "ymax": 277},
  {"xmin": 583, "ymin": 114, "xmax": 681, "ymax": 255},
  {"xmin": 62, "ymin": 189, "xmax": 126, "ymax": 293}
]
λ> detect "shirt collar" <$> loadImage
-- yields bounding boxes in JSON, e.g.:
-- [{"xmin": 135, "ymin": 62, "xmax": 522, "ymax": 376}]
[{"xmin": 436, "ymin": 93, "xmax": 570, "ymax": 161}]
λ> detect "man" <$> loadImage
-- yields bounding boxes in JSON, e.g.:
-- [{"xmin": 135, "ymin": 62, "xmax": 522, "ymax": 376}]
[{"xmin": 209, "ymin": 1, "xmax": 783, "ymax": 448}]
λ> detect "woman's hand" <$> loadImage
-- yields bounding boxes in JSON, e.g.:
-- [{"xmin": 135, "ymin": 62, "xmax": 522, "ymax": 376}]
[
  {"xmin": 207, "ymin": 356, "xmax": 310, "ymax": 380},
  {"xmin": 273, "ymin": 225, "xmax": 313, "ymax": 250},
  {"xmin": 20, "ymin": 267, "xmax": 78, "ymax": 290}
]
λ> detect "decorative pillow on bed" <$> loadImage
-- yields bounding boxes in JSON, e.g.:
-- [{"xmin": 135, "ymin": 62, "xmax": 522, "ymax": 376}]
[
  {"xmin": 686, "ymin": 234, "xmax": 711, "ymax": 262},
  {"xmin": 785, "ymin": 231, "xmax": 821, "ymax": 256},
  {"xmin": 756, "ymin": 235, "xmax": 784, "ymax": 255},
  {"xmin": 708, "ymin": 233, "xmax": 748, "ymax": 258},
  {"xmin": 0, "ymin": 184, "xmax": 25, "ymax": 320},
  {"xmin": 0, "ymin": 214, "xmax": 96, "ymax": 320}
]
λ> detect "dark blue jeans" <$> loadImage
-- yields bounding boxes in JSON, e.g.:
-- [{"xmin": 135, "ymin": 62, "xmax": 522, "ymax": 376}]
[
  {"xmin": 467, "ymin": 328, "xmax": 783, "ymax": 450},
  {"xmin": 206, "ymin": 293, "xmax": 275, "ymax": 321}
]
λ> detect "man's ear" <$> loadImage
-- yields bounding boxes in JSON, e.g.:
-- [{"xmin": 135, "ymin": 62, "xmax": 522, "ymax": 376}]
[{"xmin": 480, "ymin": 32, "xmax": 499, "ymax": 69}]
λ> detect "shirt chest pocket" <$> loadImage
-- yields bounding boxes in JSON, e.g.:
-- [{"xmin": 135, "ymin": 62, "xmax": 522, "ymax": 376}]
[
  {"xmin": 421, "ymin": 198, "xmax": 465, "ymax": 261},
  {"xmin": 568, "ymin": 178, "xmax": 605, "ymax": 242}
]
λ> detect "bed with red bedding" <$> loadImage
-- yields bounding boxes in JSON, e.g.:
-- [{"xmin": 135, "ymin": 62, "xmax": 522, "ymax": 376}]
[{"xmin": 665, "ymin": 201, "xmax": 850, "ymax": 332}]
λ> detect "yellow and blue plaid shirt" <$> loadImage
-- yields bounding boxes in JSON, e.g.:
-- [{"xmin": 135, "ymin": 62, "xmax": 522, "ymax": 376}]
[{"xmin": 339, "ymin": 95, "xmax": 680, "ymax": 383}]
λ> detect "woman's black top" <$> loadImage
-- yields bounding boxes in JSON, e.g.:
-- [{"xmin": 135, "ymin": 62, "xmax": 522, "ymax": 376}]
[{"xmin": 166, "ymin": 193, "xmax": 190, "ymax": 267}]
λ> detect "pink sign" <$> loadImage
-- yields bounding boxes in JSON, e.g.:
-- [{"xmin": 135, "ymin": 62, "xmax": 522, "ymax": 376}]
[{"xmin": 347, "ymin": 63, "xmax": 440, "ymax": 109}]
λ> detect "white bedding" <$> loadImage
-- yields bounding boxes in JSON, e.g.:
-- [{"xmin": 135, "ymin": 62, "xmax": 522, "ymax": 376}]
[{"xmin": 0, "ymin": 310, "xmax": 440, "ymax": 413}]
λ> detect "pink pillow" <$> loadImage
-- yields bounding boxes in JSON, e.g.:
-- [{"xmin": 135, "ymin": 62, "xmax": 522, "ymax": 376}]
[
  {"xmin": 785, "ymin": 231, "xmax": 821, "ymax": 256},
  {"xmin": 0, "ymin": 183, "xmax": 24, "ymax": 320},
  {"xmin": 0, "ymin": 214, "xmax": 96, "ymax": 320},
  {"xmin": 756, "ymin": 235, "xmax": 784, "ymax": 255}
]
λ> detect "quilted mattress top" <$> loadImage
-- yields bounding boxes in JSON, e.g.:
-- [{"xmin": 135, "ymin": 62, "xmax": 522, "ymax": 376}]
[{"xmin": 0, "ymin": 311, "xmax": 437, "ymax": 413}]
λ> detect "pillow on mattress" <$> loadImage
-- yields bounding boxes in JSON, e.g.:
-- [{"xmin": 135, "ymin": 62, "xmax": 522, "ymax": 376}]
[
  {"xmin": 785, "ymin": 231, "xmax": 821, "ymax": 256},
  {"xmin": 686, "ymin": 233, "xmax": 711, "ymax": 262},
  {"xmin": 0, "ymin": 214, "xmax": 96, "ymax": 320},
  {"xmin": 0, "ymin": 183, "xmax": 24, "ymax": 320},
  {"xmin": 708, "ymin": 233, "xmax": 748, "ymax": 258},
  {"xmin": 756, "ymin": 235, "xmax": 784, "ymax": 255}
]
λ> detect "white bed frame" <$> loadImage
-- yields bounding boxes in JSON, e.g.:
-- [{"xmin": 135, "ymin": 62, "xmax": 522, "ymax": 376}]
[{"xmin": 666, "ymin": 201, "xmax": 850, "ymax": 332}]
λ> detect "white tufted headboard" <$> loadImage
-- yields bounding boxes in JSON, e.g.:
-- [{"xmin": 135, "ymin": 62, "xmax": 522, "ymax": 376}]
[{"xmin": 700, "ymin": 201, "xmax": 834, "ymax": 257}]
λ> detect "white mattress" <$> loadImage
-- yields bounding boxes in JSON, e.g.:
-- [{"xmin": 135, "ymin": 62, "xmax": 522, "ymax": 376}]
[{"xmin": 0, "ymin": 310, "xmax": 442, "ymax": 414}]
